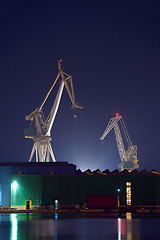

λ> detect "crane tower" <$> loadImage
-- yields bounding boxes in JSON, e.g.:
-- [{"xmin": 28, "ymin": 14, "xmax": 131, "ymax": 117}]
[
  {"xmin": 24, "ymin": 60, "xmax": 83, "ymax": 162},
  {"xmin": 100, "ymin": 114, "xmax": 139, "ymax": 171}
]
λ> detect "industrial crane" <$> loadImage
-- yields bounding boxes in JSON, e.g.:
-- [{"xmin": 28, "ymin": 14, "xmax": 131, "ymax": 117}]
[
  {"xmin": 24, "ymin": 60, "xmax": 83, "ymax": 162},
  {"xmin": 100, "ymin": 114, "xmax": 139, "ymax": 171}
]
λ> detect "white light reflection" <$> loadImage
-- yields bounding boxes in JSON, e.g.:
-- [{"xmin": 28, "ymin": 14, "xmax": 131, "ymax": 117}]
[
  {"xmin": 118, "ymin": 218, "xmax": 121, "ymax": 240},
  {"xmin": 10, "ymin": 214, "xmax": 17, "ymax": 240}
]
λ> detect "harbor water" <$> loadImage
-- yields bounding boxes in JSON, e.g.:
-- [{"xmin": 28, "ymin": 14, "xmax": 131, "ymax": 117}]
[{"xmin": 0, "ymin": 213, "xmax": 160, "ymax": 239}]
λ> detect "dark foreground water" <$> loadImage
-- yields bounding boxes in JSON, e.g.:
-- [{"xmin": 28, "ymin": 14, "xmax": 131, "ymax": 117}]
[{"xmin": 0, "ymin": 213, "xmax": 160, "ymax": 240}]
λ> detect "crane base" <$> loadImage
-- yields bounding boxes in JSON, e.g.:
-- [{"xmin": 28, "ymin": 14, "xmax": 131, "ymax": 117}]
[{"xmin": 118, "ymin": 160, "xmax": 139, "ymax": 172}]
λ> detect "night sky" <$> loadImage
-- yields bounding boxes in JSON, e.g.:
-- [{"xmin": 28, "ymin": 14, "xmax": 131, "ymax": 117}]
[{"xmin": 1, "ymin": 1, "xmax": 160, "ymax": 171}]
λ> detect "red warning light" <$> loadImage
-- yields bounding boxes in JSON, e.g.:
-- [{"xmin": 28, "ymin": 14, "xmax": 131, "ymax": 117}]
[
  {"xmin": 59, "ymin": 59, "xmax": 62, "ymax": 62},
  {"xmin": 116, "ymin": 113, "xmax": 119, "ymax": 117}
]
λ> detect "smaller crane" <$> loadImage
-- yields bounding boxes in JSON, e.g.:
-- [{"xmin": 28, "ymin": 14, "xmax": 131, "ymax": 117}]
[
  {"xmin": 24, "ymin": 60, "xmax": 83, "ymax": 162},
  {"xmin": 100, "ymin": 114, "xmax": 139, "ymax": 171}
]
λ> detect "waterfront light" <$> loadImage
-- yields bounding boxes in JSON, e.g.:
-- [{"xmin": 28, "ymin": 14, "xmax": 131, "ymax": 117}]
[
  {"xmin": 11, "ymin": 181, "xmax": 18, "ymax": 192},
  {"xmin": 55, "ymin": 200, "xmax": 59, "ymax": 210}
]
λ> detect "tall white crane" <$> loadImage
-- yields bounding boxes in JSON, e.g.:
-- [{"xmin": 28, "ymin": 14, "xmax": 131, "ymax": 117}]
[
  {"xmin": 100, "ymin": 114, "xmax": 139, "ymax": 171},
  {"xmin": 24, "ymin": 60, "xmax": 83, "ymax": 162}
]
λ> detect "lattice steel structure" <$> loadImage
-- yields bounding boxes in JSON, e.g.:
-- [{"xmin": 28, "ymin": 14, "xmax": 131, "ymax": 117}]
[{"xmin": 100, "ymin": 114, "xmax": 139, "ymax": 171}]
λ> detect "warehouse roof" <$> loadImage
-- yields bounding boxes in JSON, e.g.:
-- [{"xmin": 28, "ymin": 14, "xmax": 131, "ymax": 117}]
[{"xmin": 76, "ymin": 168, "xmax": 160, "ymax": 176}]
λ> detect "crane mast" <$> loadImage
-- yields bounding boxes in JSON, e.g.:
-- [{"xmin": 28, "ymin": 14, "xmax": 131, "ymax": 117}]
[
  {"xmin": 24, "ymin": 60, "xmax": 83, "ymax": 162},
  {"xmin": 100, "ymin": 115, "xmax": 139, "ymax": 171}
]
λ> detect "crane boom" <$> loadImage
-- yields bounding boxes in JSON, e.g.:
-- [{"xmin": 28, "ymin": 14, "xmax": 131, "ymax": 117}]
[
  {"xmin": 38, "ymin": 72, "xmax": 61, "ymax": 112},
  {"xmin": 24, "ymin": 60, "xmax": 83, "ymax": 162},
  {"xmin": 113, "ymin": 119, "xmax": 127, "ymax": 163},
  {"xmin": 44, "ymin": 61, "xmax": 82, "ymax": 136},
  {"xmin": 120, "ymin": 118, "xmax": 132, "ymax": 146},
  {"xmin": 100, "ymin": 116, "xmax": 121, "ymax": 141},
  {"xmin": 45, "ymin": 80, "xmax": 65, "ymax": 136}
]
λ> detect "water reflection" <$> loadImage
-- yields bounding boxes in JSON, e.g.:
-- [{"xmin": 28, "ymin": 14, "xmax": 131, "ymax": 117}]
[
  {"xmin": 126, "ymin": 213, "xmax": 132, "ymax": 240},
  {"xmin": 117, "ymin": 217, "xmax": 126, "ymax": 240},
  {"xmin": 54, "ymin": 213, "xmax": 58, "ymax": 240},
  {"xmin": 10, "ymin": 214, "xmax": 17, "ymax": 240},
  {"xmin": 118, "ymin": 218, "xmax": 121, "ymax": 240},
  {"xmin": 0, "ymin": 213, "xmax": 159, "ymax": 239},
  {"xmin": 55, "ymin": 213, "xmax": 58, "ymax": 220}
]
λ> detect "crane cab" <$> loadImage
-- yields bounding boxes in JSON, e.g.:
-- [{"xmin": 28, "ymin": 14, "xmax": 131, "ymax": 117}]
[{"xmin": 24, "ymin": 127, "xmax": 36, "ymax": 139}]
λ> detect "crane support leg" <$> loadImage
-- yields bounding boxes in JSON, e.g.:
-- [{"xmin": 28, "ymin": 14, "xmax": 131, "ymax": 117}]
[
  {"xmin": 28, "ymin": 137, "xmax": 55, "ymax": 162},
  {"xmin": 48, "ymin": 142, "xmax": 56, "ymax": 162},
  {"xmin": 29, "ymin": 143, "xmax": 36, "ymax": 162}
]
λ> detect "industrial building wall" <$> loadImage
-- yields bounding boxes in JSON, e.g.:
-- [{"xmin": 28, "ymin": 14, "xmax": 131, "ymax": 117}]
[
  {"xmin": 0, "ymin": 166, "xmax": 12, "ymax": 206},
  {"xmin": 10, "ymin": 175, "xmax": 123, "ymax": 208},
  {"xmin": 130, "ymin": 175, "xmax": 160, "ymax": 206},
  {"xmin": 10, "ymin": 174, "xmax": 160, "ymax": 209},
  {"xmin": 78, "ymin": 175, "xmax": 120, "ymax": 205},
  {"xmin": 42, "ymin": 176, "xmax": 77, "ymax": 206},
  {"xmin": 11, "ymin": 175, "xmax": 77, "ymax": 208},
  {"xmin": 110, "ymin": 175, "xmax": 160, "ymax": 206},
  {"xmin": 11, "ymin": 164, "xmax": 76, "ymax": 175},
  {"xmin": 154, "ymin": 176, "xmax": 160, "ymax": 205},
  {"xmin": 11, "ymin": 175, "xmax": 42, "ymax": 209}
]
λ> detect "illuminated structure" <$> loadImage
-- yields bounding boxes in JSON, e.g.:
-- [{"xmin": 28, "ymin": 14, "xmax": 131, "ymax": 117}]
[
  {"xmin": 24, "ymin": 60, "xmax": 83, "ymax": 162},
  {"xmin": 0, "ymin": 162, "xmax": 160, "ymax": 209},
  {"xmin": 100, "ymin": 114, "xmax": 139, "ymax": 171},
  {"xmin": 10, "ymin": 168, "xmax": 160, "ymax": 210},
  {"xmin": 0, "ymin": 161, "xmax": 76, "ymax": 206}
]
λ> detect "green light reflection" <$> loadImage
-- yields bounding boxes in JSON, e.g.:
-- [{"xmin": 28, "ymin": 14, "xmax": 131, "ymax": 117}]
[{"xmin": 10, "ymin": 214, "xmax": 17, "ymax": 240}]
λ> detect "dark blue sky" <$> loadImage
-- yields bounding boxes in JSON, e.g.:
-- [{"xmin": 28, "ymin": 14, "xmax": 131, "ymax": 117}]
[{"xmin": 0, "ymin": 1, "xmax": 160, "ymax": 171}]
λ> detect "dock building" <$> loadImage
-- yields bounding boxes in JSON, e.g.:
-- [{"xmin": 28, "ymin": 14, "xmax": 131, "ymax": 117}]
[{"xmin": 0, "ymin": 162, "xmax": 160, "ymax": 210}]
